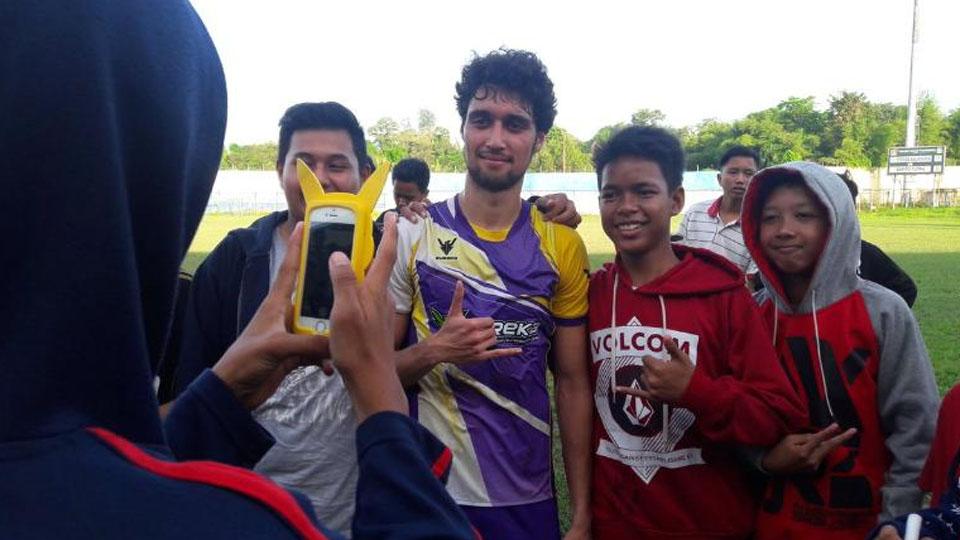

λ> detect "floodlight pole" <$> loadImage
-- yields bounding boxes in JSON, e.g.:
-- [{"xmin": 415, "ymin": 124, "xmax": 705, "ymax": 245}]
[
  {"xmin": 895, "ymin": 0, "xmax": 921, "ymax": 206},
  {"xmin": 905, "ymin": 0, "xmax": 919, "ymax": 148}
]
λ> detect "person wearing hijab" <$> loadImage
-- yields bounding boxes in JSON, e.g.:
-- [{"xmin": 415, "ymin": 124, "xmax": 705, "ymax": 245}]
[{"xmin": 0, "ymin": 1, "xmax": 473, "ymax": 538}]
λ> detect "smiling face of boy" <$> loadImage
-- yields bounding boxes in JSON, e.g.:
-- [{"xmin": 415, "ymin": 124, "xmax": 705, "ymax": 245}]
[
  {"xmin": 758, "ymin": 184, "xmax": 828, "ymax": 277},
  {"xmin": 599, "ymin": 157, "xmax": 684, "ymax": 259}
]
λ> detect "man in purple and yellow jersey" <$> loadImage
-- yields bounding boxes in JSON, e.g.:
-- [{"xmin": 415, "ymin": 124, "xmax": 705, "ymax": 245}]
[{"xmin": 390, "ymin": 49, "xmax": 592, "ymax": 540}]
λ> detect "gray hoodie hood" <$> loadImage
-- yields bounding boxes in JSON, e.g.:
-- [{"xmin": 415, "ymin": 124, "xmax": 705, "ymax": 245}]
[{"xmin": 741, "ymin": 161, "xmax": 861, "ymax": 314}]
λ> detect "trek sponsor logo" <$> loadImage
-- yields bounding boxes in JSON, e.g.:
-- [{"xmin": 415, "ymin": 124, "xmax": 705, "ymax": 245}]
[
  {"xmin": 428, "ymin": 306, "xmax": 540, "ymax": 345},
  {"xmin": 435, "ymin": 237, "xmax": 458, "ymax": 261},
  {"xmin": 590, "ymin": 317, "xmax": 698, "ymax": 363},
  {"xmin": 493, "ymin": 320, "xmax": 541, "ymax": 345},
  {"xmin": 428, "ymin": 306, "xmax": 539, "ymax": 344}
]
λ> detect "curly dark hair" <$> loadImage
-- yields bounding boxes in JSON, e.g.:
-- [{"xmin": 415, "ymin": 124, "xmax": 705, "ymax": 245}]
[
  {"xmin": 455, "ymin": 48, "xmax": 557, "ymax": 134},
  {"xmin": 593, "ymin": 126, "xmax": 685, "ymax": 192}
]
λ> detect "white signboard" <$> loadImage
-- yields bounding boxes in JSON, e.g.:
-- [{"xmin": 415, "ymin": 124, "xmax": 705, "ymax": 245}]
[{"xmin": 887, "ymin": 146, "xmax": 946, "ymax": 175}]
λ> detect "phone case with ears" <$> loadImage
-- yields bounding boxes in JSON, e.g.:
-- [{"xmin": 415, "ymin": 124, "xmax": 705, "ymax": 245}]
[{"xmin": 293, "ymin": 159, "xmax": 390, "ymax": 335}]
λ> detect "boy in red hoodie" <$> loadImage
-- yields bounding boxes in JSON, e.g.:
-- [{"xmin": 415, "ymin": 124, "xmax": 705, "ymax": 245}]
[
  {"xmin": 587, "ymin": 126, "xmax": 805, "ymax": 539},
  {"xmin": 740, "ymin": 162, "xmax": 939, "ymax": 539}
]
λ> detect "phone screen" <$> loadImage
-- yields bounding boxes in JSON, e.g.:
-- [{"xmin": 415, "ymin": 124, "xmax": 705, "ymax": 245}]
[{"xmin": 301, "ymin": 214, "xmax": 355, "ymax": 323}]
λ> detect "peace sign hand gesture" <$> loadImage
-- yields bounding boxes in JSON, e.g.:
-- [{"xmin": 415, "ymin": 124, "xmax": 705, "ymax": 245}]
[{"xmin": 761, "ymin": 423, "xmax": 859, "ymax": 475}]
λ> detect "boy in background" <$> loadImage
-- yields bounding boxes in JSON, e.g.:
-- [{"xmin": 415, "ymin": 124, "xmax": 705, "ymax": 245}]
[
  {"xmin": 376, "ymin": 157, "xmax": 431, "ymax": 224},
  {"xmin": 676, "ymin": 145, "xmax": 760, "ymax": 278}
]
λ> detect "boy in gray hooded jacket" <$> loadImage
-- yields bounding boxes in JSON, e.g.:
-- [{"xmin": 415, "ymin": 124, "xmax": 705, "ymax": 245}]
[{"xmin": 739, "ymin": 161, "xmax": 939, "ymax": 539}]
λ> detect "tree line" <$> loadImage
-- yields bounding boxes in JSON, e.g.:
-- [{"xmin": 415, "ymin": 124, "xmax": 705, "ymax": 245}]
[{"xmin": 221, "ymin": 92, "xmax": 960, "ymax": 172}]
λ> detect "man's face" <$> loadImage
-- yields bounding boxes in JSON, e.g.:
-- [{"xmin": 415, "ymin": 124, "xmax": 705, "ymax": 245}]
[
  {"xmin": 717, "ymin": 156, "xmax": 757, "ymax": 204},
  {"xmin": 599, "ymin": 157, "xmax": 684, "ymax": 257},
  {"xmin": 278, "ymin": 129, "xmax": 362, "ymax": 222},
  {"xmin": 393, "ymin": 181, "xmax": 426, "ymax": 209},
  {"xmin": 759, "ymin": 184, "xmax": 828, "ymax": 276},
  {"xmin": 461, "ymin": 86, "xmax": 543, "ymax": 193}
]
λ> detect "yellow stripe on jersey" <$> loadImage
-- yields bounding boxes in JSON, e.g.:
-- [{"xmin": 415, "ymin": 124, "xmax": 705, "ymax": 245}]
[
  {"xmin": 529, "ymin": 207, "xmax": 590, "ymax": 321},
  {"xmin": 416, "ymin": 367, "xmax": 491, "ymax": 504},
  {"xmin": 446, "ymin": 366, "xmax": 551, "ymax": 436}
]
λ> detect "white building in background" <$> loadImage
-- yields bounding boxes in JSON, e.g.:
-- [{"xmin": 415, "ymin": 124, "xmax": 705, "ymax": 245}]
[{"xmin": 837, "ymin": 167, "xmax": 960, "ymax": 208}]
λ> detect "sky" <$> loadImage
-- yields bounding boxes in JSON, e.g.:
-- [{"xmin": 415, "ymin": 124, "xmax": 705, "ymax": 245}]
[{"xmin": 190, "ymin": 0, "xmax": 960, "ymax": 145}]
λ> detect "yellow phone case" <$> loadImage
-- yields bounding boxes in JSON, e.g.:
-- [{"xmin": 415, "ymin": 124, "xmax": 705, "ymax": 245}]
[{"xmin": 293, "ymin": 159, "xmax": 391, "ymax": 335}]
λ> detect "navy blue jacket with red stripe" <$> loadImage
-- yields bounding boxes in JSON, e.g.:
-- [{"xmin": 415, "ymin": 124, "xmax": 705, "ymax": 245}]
[
  {"xmin": 0, "ymin": 1, "xmax": 473, "ymax": 538},
  {"xmin": 1, "ymin": 396, "xmax": 468, "ymax": 539}
]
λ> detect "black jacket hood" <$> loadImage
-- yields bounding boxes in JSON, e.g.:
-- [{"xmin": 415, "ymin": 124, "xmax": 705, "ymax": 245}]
[{"xmin": 0, "ymin": 0, "xmax": 227, "ymax": 443}]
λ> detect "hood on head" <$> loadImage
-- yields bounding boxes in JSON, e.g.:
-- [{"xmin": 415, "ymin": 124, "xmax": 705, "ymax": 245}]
[
  {"xmin": 740, "ymin": 162, "xmax": 861, "ymax": 313},
  {"xmin": 0, "ymin": 0, "xmax": 227, "ymax": 443}
]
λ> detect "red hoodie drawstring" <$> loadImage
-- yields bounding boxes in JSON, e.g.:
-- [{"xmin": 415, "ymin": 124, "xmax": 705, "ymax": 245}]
[
  {"xmin": 609, "ymin": 272, "xmax": 620, "ymax": 397},
  {"xmin": 658, "ymin": 295, "xmax": 669, "ymax": 440},
  {"xmin": 811, "ymin": 289, "xmax": 836, "ymax": 420},
  {"xmin": 608, "ymin": 266, "xmax": 672, "ymax": 443}
]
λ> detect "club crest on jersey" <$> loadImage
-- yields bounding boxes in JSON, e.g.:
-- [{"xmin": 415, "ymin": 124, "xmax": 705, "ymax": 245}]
[
  {"xmin": 435, "ymin": 236, "xmax": 458, "ymax": 261},
  {"xmin": 591, "ymin": 320, "xmax": 705, "ymax": 483},
  {"xmin": 438, "ymin": 237, "xmax": 456, "ymax": 254}
]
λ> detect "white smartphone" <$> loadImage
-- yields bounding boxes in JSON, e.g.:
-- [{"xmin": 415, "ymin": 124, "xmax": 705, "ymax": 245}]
[
  {"xmin": 904, "ymin": 513, "xmax": 921, "ymax": 540},
  {"xmin": 297, "ymin": 205, "xmax": 357, "ymax": 333}
]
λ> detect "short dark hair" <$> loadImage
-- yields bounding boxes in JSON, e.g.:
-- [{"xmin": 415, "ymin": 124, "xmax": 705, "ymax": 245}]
[
  {"xmin": 363, "ymin": 155, "xmax": 376, "ymax": 175},
  {"xmin": 455, "ymin": 48, "xmax": 557, "ymax": 134},
  {"xmin": 593, "ymin": 126, "xmax": 685, "ymax": 192},
  {"xmin": 392, "ymin": 158, "xmax": 430, "ymax": 192},
  {"xmin": 719, "ymin": 145, "xmax": 761, "ymax": 169},
  {"xmin": 839, "ymin": 171, "xmax": 858, "ymax": 200},
  {"xmin": 276, "ymin": 102, "xmax": 368, "ymax": 169}
]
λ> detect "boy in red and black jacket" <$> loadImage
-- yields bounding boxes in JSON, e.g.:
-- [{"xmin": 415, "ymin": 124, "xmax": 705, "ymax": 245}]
[
  {"xmin": 587, "ymin": 126, "xmax": 805, "ymax": 539},
  {"xmin": 741, "ymin": 162, "xmax": 939, "ymax": 539}
]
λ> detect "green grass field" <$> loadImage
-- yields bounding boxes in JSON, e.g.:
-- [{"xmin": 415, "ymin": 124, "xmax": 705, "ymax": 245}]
[{"xmin": 186, "ymin": 208, "xmax": 960, "ymax": 531}]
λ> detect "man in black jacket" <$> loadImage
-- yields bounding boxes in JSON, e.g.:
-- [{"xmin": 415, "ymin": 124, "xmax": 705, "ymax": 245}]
[{"xmin": 842, "ymin": 173, "xmax": 918, "ymax": 307}]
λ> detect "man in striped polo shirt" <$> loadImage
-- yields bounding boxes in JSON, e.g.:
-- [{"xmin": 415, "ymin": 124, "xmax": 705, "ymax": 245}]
[{"xmin": 675, "ymin": 146, "xmax": 760, "ymax": 281}]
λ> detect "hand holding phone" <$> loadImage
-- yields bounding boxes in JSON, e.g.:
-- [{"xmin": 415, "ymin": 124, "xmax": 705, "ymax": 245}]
[
  {"xmin": 328, "ymin": 212, "xmax": 407, "ymax": 421},
  {"xmin": 299, "ymin": 207, "xmax": 356, "ymax": 333}
]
